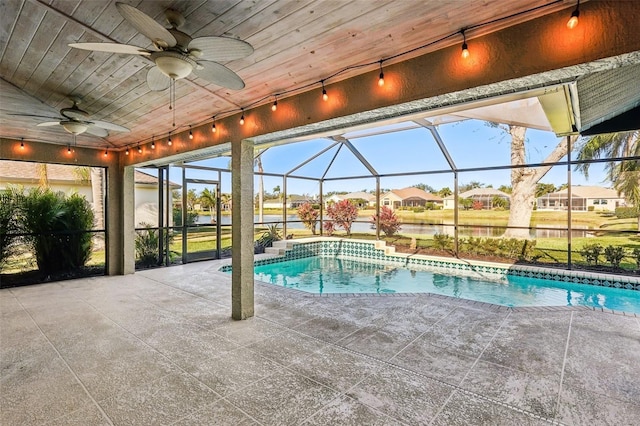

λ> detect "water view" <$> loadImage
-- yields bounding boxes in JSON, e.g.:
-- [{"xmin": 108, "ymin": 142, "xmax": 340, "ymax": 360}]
[{"xmin": 196, "ymin": 214, "xmax": 591, "ymax": 238}]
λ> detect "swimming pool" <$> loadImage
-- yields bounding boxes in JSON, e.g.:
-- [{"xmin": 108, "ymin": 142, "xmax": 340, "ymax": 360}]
[{"xmin": 252, "ymin": 256, "xmax": 640, "ymax": 313}]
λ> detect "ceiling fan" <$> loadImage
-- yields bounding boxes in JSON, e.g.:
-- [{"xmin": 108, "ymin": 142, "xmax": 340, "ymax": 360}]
[
  {"xmin": 12, "ymin": 99, "xmax": 130, "ymax": 137},
  {"xmin": 69, "ymin": 2, "xmax": 253, "ymax": 91}
]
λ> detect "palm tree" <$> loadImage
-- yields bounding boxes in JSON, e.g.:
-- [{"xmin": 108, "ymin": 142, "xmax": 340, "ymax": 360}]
[
  {"xmin": 73, "ymin": 166, "xmax": 104, "ymax": 232},
  {"xmin": 255, "ymin": 150, "xmax": 264, "ymax": 223},
  {"xmin": 36, "ymin": 163, "xmax": 49, "ymax": 188},
  {"xmin": 575, "ymin": 131, "xmax": 639, "ymax": 233},
  {"xmin": 89, "ymin": 168, "xmax": 105, "ymax": 231},
  {"xmin": 186, "ymin": 188, "xmax": 198, "ymax": 211},
  {"xmin": 199, "ymin": 188, "xmax": 217, "ymax": 222}
]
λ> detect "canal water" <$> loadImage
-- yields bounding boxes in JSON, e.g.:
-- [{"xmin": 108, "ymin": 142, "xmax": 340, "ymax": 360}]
[{"xmin": 197, "ymin": 214, "xmax": 590, "ymax": 238}]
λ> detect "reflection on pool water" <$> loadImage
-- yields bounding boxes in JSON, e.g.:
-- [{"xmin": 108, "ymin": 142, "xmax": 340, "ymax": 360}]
[{"xmin": 252, "ymin": 257, "xmax": 640, "ymax": 314}]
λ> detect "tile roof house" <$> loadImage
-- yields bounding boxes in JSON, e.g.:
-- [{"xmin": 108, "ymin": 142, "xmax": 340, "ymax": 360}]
[
  {"xmin": 536, "ymin": 186, "xmax": 626, "ymax": 211},
  {"xmin": 381, "ymin": 187, "xmax": 443, "ymax": 210}
]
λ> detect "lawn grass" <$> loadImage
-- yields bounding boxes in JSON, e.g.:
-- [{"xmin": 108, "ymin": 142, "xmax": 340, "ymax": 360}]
[{"xmin": 3, "ymin": 214, "xmax": 637, "ymax": 277}]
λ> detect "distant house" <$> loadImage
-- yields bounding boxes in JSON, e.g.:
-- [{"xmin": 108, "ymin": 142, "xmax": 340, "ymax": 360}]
[
  {"xmin": 443, "ymin": 188, "xmax": 511, "ymax": 209},
  {"xmin": 0, "ymin": 160, "xmax": 180, "ymax": 227},
  {"xmin": 536, "ymin": 186, "xmax": 626, "ymax": 211},
  {"xmin": 325, "ymin": 191, "xmax": 375, "ymax": 208},
  {"xmin": 262, "ymin": 194, "xmax": 317, "ymax": 209},
  {"xmin": 381, "ymin": 187, "xmax": 443, "ymax": 210}
]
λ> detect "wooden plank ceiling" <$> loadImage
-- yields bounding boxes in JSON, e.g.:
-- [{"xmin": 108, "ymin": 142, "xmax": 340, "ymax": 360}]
[{"xmin": 0, "ymin": 0, "xmax": 576, "ymax": 150}]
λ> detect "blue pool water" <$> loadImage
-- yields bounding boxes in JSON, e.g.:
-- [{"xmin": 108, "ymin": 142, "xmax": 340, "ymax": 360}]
[{"xmin": 252, "ymin": 257, "xmax": 640, "ymax": 313}]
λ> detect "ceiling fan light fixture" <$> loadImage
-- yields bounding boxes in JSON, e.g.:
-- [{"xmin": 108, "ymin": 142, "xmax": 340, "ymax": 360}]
[
  {"xmin": 154, "ymin": 54, "xmax": 194, "ymax": 79},
  {"xmin": 61, "ymin": 121, "xmax": 88, "ymax": 135}
]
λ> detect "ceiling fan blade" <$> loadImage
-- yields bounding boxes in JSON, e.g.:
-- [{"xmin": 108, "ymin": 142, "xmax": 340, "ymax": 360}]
[
  {"xmin": 90, "ymin": 120, "xmax": 130, "ymax": 133},
  {"xmin": 146, "ymin": 66, "xmax": 171, "ymax": 91},
  {"xmin": 193, "ymin": 61, "xmax": 245, "ymax": 90},
  {"xmin": 68, "ymin": 42, "xmax": 150, "ymax": 56},
  {"xmin": 188, "ymin": 36, "xmax": 254, "ymax": 61},
  {"xmin": 36, "ymin": 121, "xmax": 62, "ymax": 127},
  {"xmin": 7, "ymin": 113, "xmax": 60, "ymax": 120},
  {"xmin": 116, "ymin": 2, "xmax": 177, "ymax": 48},
  {"xmin": 85, "ymin": 126, "xmax": 109, "ymax": 137}
]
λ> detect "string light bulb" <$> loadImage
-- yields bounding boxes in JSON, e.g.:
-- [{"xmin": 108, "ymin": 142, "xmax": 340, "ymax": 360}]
[
  {"xmin": 211, "ymin": 117, "xmax": 216, "ymax": 133},
  {"xmin": 567, "ymin": 0, "xmax": 579, "ymax": 29},
  {"xmin": 125, "ymin": 146, "xmax": 130, "ymax": 155},
  {"xmin": 321, "ymin": 80, "xmax": 328, "ymax": 101},
  {"xmin": 189, "ymin": 127, "xmax": 193, "ymax": 139},
  {"xmin": 151, "ymin": 138, "xmax": 155, "ymax": 149},
  {"xmin": 67, "ymin": 144, "xmax": 72, "ymax": 154},
  {"xmin": 168, "ymin": 135, "xmax": 172, "ymax": 146},
  {"xmin": 20, "ymin": 138, "xmax": 24, "ymax": 150},
  {"xmin": 137, "ymin": 145, "xmax": 142, "ymax": 154},
  {"xmin": 104, "ymin": 149, "xmax": 108, "ymax": 157},
  {"xmin": 272, "ymin": 97, "xmax": 278, "ymax": 111},
  {"xmin": 460, "ymin": 29, "xmax": 469, "ymax": 59},
  {"xmin": 378, "ymin": 61, "xmax": 385, "ymax": 87},
  {"xmin": 240, "ymin": 109, "xmax": 245, "ymax": 125}
]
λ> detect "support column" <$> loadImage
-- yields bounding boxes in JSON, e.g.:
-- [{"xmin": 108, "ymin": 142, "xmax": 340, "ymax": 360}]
[
  {"xmin": 231, "ymin": 139, "xmax": 255, "ymax": 320},
  {"xmin": 107, "ymin": 162, "xmax": 135, "ymax": 275}
]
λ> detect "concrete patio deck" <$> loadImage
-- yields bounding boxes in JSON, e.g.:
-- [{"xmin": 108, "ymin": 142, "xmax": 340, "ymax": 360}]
[{"xmin": 1, "ymin": 259, "xmax": 639, "ymax": 425}]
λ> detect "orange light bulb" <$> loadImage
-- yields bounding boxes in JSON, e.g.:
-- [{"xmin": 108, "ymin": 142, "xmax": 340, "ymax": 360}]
[
  {"xmin": 461, "ymin": 43, "xmax": 469, "ymax": 59},
  {"xmin": 567, "ymin": 11, "xmax": 579, "ymax": 29}
]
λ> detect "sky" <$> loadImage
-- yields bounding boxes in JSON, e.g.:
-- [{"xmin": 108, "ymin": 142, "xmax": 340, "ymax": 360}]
[{"xmin": 165, "ymin": 118, "xmax": 610, "ymax": 197}]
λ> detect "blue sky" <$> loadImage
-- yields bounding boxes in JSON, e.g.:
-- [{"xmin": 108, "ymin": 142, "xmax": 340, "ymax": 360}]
[{"xmin": 170, "ymin": 118, "xmax": 609, "ymax": 196}]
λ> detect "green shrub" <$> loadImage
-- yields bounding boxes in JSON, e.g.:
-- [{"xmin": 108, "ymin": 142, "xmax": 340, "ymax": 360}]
[
  {"xmin": 0, "ymin": 190, "xmax": 19, "ymax": 267},
  {"xmin": 412, "ymin": 206, "xmax": 425, "ymax": 213},
  {"xmin": 615, "ymin": 207, "xmax": 638, "ymax": 219},
  {"xmin": 492, "ymin": 196, "xmax": 508, "ymax": 209},
  {"xmin": 459, "ymin": 198, "xmax": 473, "ymax": 210},
  {"xmin": 579, "ymin": 243, "xmax": 603, "ymax": 266},
  {"xmin": 458, "ymin": 237, "xmax": 536, "ymax": 261},
  {"xmin": 267, "ymin": 223, "xmax": 282, "ymax": 241},
  {"xmin": 173, "ymin": 207, "xmax": 198, "ymax": 226},
  {"xmin": 632, "ymin": 247, "xmax": 640, "ymax": 271},
  {"xmin": 20, "ymin": 188, "xmax": 95, "ymax": 274},
  {"xmin": 459, "ymin": 236, "xmax": 479, "ymax": 255},
  {"xmin": 433, "ymin": 233, "xmax": 452, "ymax": 251},
  {"xmin": 62, "ymin": 193, "xmax": 95, "ymax": 268},
  {"xmin": 588, "ymin": 205, "xmax": 595, "ymax": 212},
  {"xmin": 135, "ymin": 223, "xmax": 159, "ymax": 266},
  {"xmin": 603, "ymin": 245, "xmax": 625, "ymax": 269}
]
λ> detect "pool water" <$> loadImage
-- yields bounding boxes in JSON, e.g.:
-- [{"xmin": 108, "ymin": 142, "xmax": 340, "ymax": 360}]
[{"xmin": 252, "ymin": 257, "xmax": 640, "ymax": 313}]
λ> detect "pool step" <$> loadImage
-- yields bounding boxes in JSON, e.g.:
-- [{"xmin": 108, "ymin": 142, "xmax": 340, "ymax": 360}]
[
  {"xmin": 264, "ymin": 247, "xmax": 284, "ymax": 255},
  {"xmin": 264, "ymin": 240, "xmax": 296, "ymax": 255}
]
